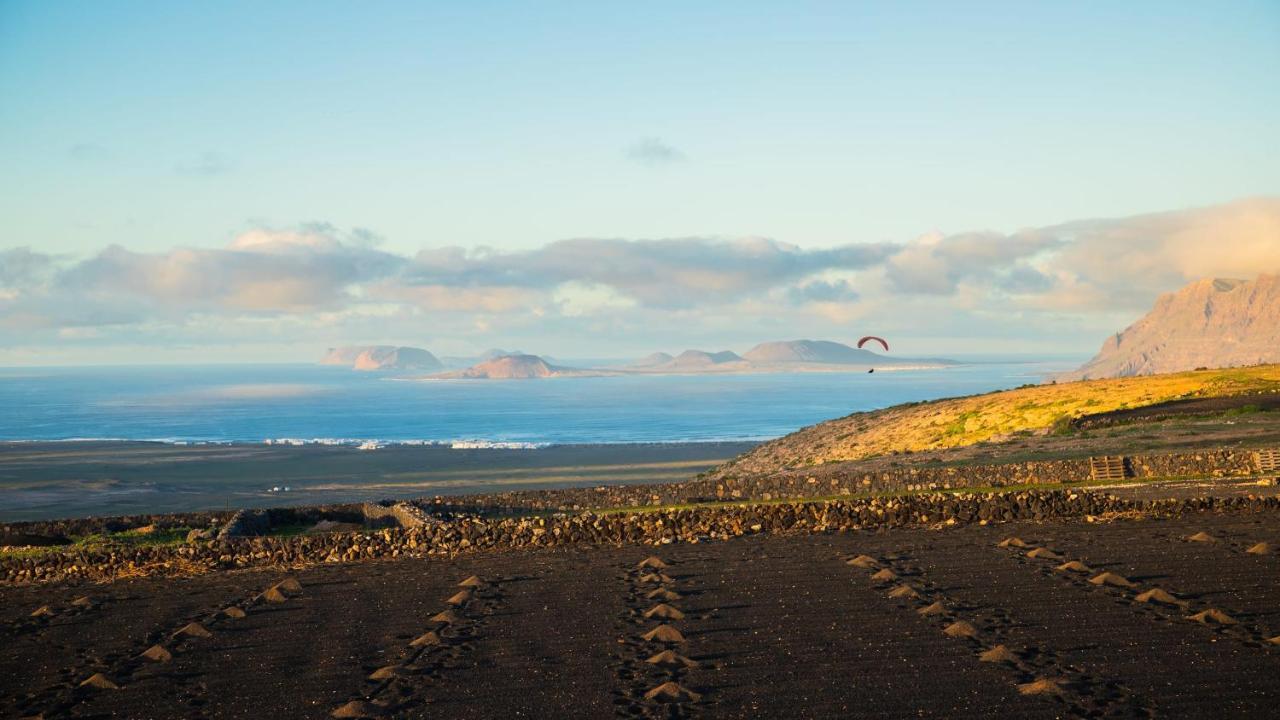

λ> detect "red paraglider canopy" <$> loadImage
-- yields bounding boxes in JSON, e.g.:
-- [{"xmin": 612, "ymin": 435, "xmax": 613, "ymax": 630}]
[{"xmin": 857, "ymin": 336, "xmax": 889, "ymax": 352}]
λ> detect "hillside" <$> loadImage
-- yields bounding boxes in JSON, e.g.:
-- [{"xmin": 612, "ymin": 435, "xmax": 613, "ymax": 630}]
[
  {"xmin": 432, "ymin": 354, "xmax": 610, "ymax": 379},
  {"xmin": 1062, "ymin": 274, "xmax": 1280, "ymax": 380},
  {"xmin": 711, "ymin": 365, "xmax": 1280, "ymax": 478},
  {"xmin": 319, "ymin": 346, "xmax": 442, "ymax": 372}
]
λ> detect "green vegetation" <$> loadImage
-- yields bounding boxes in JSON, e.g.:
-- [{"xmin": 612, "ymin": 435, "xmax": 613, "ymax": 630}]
[{"xmin": 0, "ymin": 526, "xmax": 193, "ymax": 559}]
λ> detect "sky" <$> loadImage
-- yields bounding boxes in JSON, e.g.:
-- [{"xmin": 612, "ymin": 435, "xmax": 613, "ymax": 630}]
[{"xmin": 1, "ymin": 1, "xmax": 1279, "ymax": 364}]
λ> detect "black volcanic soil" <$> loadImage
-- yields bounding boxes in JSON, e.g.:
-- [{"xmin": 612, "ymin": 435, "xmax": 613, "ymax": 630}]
[{"xmin": 5, "ymin": 510, "xmax": 1280, "ymax": 719}]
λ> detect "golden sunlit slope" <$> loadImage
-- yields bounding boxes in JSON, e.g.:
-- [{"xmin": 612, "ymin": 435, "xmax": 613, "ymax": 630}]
[{"xmin": 712, "ymin": 365, "xmax": 1280, "ymax": 477}]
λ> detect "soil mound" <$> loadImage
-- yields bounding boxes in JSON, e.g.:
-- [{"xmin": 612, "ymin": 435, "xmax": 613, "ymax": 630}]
[
  {"xmin": 998, "ymin": 537, "xmax": 1030, "ymax": 548},
  {"xmin": 70, "ymin": 596, "xmax": 93, "ymax": 608},
  {"xmin": 80, "ymin": 673, "xmax": 119, "ymax": 690},
  {"xmin": 223, "ymin": 606, "xmax": 247, "ymax": 619},
  {"xmin": 943, "ymin": 621, "xmax": 979, "ymax": 639},
  {"xmin": 1187, "ymin": 532, "xmax": 1218, "ymax": 543},
  {"xmin": 1017, "ymin": 678, "xmax": 1066, "ymax": 696},
  {"xmin": 1026, "ymin": 547, "xmax": 1062, "ymax": 560},
  {"xmin": 458, "ymin": 575, "xmax": 484, "ymax": 587},
  {"xmin": 30, "ymin": 605, "xmax": 53, "ymax": 618},
  {"xmin": 1187, "ymin": 608, "xmax": 1237, "ymax": 625},
  {"xmin": 646, "ymin": 650, "xmax": 699, "ymax": 669},
  {"xmin": 1089, "ymin": 572, "xmax": 1135, "ymax": 588},
  {"xmin": 447, "ymin": 590, "xmax": 473, "ymax": 606},
  {"xmin": 260, "ymin": 587, "xmax": 289, "ymax": 603},
  {"xmin": 643, "ymin": 682, "xmax": 702, "ymax": 703},
  {"xmin": 638, "ymin": 572, "xmax": 675, "ymax": 584},
  {"xmin": 1246, "ymin": 542, "xmax": 1270, "ymax": 555},
  {"xmin": 642, "ymin": 624, "xmax": 686, "ymax": 643},
  {"xmin": 637, "ymin": 556, "xmax": 669, "ymax": 569},
  {"xmin": 644, "ymin": 604, "xmax": 685, "ymax": 620},
  {"xmin": 846, "ymin": 555, "xmax": 879, "ymax": 568},
  {"xmin": 1135, "ymin": 588, "xmax": 1184, "ymax": 606},
  {"xmin": 978, "ymin": 645, "xmax": 1019, "ymax": 663},
  {"xmin": 430, "ymin": 609, "xmax": 461, "ymax": 624},
  {"xmin": 887, "ymin": 584, "xmax": 920, "ymax": 600},
  {"xmin": 274, "ymin": 577, "xmax": 303, "ymax": 593},
  {"xmin": 367, "ymin": 666, "xmax": 398, "ymax": 680},
  {"xmin": 332, "ymin": 700, "xmax": 386, "ymax": 718},
  {"xmin": 917, "ymin": 601, "xmax": 946, "ymax": 616},
  {"xmin": 140, "ymin": 645, "xmax": 172, "ymax": 662},
  {"xmin": 1055, "ymin": 561, "xmax": 1092, "ymax": 573},
  {"xmin": 869, "ymin": 569, "xmax": 898, "ymax": 583},
  {"xmin": 646, "ymin": 588, "xmax": 681, "ymax": 601},
  {"xmin": 173, "ymin": 622, "xmax": 212, "ymax": 639},
  {"xmin": 410, "ymin": 631, "xmax": 442, "ymax": 647}
]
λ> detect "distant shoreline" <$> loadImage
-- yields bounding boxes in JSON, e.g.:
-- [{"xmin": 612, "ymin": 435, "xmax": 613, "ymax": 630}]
[{"xmin": 0, "ymin": 439, "xmax": 759, "ymax": 522}]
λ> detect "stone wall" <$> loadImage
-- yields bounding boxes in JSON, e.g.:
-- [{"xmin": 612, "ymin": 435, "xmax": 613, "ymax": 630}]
[
  {"xmin": 427, "ymin": 448, "xmax": 1268, "ymax": 513},
  {"xmin": 4, "ymin": 490, "xmax": 1278, "ymax": 586}
]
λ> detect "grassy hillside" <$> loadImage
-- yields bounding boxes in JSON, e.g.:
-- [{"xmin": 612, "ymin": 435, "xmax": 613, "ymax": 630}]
[{"xmin": 713, "ymin": 365, "xmax": 1280, "ymax": 477}]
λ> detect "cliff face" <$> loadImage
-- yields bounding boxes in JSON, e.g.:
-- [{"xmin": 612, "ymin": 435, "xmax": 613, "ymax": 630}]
[
  {"xmin": 1062, "ymin": 274, "xmax": 1280, "ymax": 380},
  {"xmin": 320, "ymin": 346, "xmax": 443, "ymax": 372}
]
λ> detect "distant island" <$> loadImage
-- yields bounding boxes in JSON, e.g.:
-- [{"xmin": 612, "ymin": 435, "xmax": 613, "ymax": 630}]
[
  {"xmin": 409, "ymin": 339, "xmax": 954, "ymax": 380},
  {"xmin": 1060, "ymin": 273, "xmax": 1280, "ymax": 380},
  {"xmin": 320, "ymin": 346, "xmax": 443, "ymax": 372}
]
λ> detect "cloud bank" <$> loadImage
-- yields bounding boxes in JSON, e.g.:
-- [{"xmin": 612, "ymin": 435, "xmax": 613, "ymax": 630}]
[{"xmin": 2, "ymin": 197, "xmax": 1277, "ymax": 358}]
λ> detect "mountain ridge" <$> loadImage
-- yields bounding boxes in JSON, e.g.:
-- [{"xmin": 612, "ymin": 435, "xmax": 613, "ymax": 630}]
[{"xmin": 1061, "ymin": 274, "xmax": 1280, "ymax": 380}]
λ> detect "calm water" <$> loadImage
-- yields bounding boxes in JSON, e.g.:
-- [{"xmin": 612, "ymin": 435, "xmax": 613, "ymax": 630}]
[{"xmin": 0, "ymin": 361, "xmax": 1076, "ymax": 444}]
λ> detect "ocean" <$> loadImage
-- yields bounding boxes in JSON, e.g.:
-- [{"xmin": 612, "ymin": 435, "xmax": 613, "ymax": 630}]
[{"xmin": 0, "ymin": 360, "xmax": 1077, "ymax": 445}]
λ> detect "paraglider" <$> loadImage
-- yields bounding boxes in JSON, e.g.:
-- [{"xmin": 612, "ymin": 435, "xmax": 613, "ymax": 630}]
[
  {"xmin": 857, "ymin": 336, "xmax": 889, "ymax": 352},
  {"xmin": 858, "ymin": 335, "xmax": 888, "ymax": 374}
]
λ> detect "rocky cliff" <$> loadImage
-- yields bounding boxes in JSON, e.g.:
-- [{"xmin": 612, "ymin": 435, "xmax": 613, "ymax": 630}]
[{"xmin": 1062, "ymin": 274, "xmax": 1280, "ymax": 380}]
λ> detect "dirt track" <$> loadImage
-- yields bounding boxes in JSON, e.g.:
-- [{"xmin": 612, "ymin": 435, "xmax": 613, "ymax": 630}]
[{"xmin": 4, "ymin": 509, "xmax": 1280, "ymax": 719}]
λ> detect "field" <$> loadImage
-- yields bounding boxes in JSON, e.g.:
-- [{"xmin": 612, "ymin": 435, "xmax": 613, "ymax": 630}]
[{"xmin": 3, "ymin": 507, "xmax": 1280, "ymax": 719}]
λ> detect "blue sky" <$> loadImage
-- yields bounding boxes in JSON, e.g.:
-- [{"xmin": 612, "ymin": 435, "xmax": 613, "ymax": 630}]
[{"xmin": 1, "ymin": 1, "xmax": 1278, "ymax": 363}]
